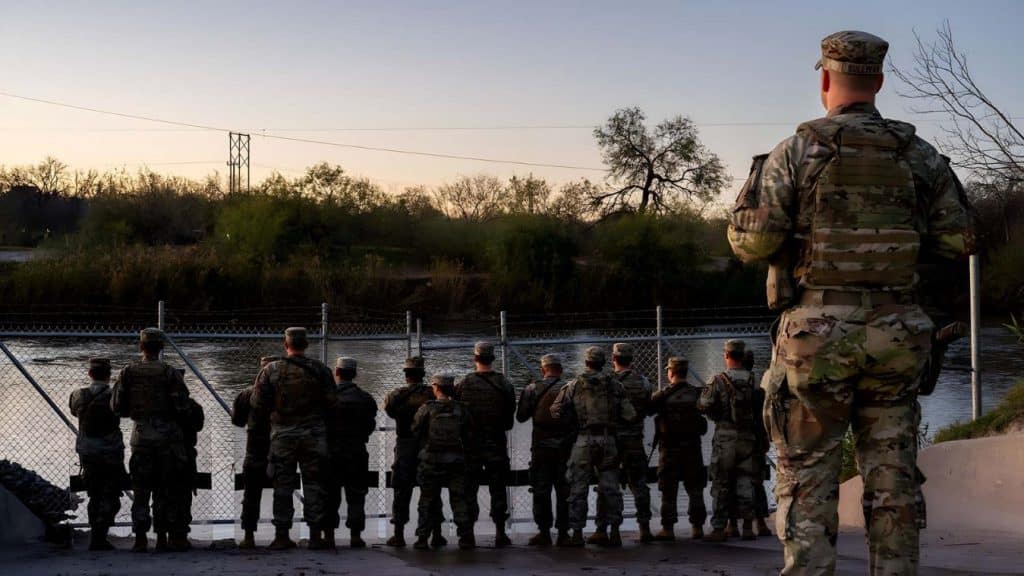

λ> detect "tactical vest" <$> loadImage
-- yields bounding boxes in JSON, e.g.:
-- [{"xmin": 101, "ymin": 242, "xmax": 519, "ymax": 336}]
[
  {"xmin": 269, "ymin": 358, "xmax": 327, "ymax": 427},
  {"xmin": 425, "ymin": 401, "xmax": 465, "ymax": 454},
  {"xmin": 796, "ymin": 115, "xmax": 921, "ymax": 291},
  {"xmin": 328, "ymin": 383, "xmax": 374, "ymax": 443},
  {"xmin": 125, "ymin": 361, "xmax": 180, "ymax": 420},
  {"xmin": 458, "ymin": 372, "xmax": 508, "ymax": 435},
  {"xmin": 617, "ymin": 370, "xmax": 651, "ymax": 429},
  {"xmin": 574, "ymin": 373, "xmax": 617, "ymax": 430},
  {"xmin": 655, "ymin": 384, "xmax": 706, "ymax": 440},
  {"xmin": 79, "ymin": 388, "xmax": 120, "ymax": 438},
  {"xmin": 531, "ymin": 378, "xmax": 572, "ymax": 443},
  {"xmin": 392, "ymin": 385, "xmax": 434, "ymax": 438},
  {"xmin": 722, "ymin": 372, "xmax": 757, "ymax": 433}
]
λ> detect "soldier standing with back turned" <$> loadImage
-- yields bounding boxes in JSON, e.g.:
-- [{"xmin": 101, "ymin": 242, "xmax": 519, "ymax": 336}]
[
  {"xmin": 515, "ymin": 353, "xmax": 574, "ymax": 547},
  {"xmin": 251, "ymin": 327, "xmax": 337, "ymax": 550},
  {"xmin": 455, "ymin": 341, "xmax": 516, "ymax": 546},
  {"xmin": 231, "ymin": 356, "xmax": 276, "ymax": 549},
  {"xmin": 69, "ymin": 358, "xmax": 125, "ymax": 551},
  {"xmin": 608, "ymin": 342, "xmax": 654, "ymax": 543},
  {"xmin": 550, "ymin": 346, "xmax": 636, "ymax": 548},
  {"xmin": 728, "ymin": 31, "xmax": 975, "ymax": 575},
  {"xmin": 111, "ymin": 328, "xmax": 192, "ymax": 552}
]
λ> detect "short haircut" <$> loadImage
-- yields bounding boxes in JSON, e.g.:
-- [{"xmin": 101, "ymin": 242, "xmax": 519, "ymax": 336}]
[
  {"xmin": 613, "ymin": 355, "xmax": 633, "ymax": 366},
  {"xmin": 831, "ymin": 70, "xmax": 882, "ymax": 92},
  {"xmin": 89, "ymin": 366, "xmax": 112, "ymax": 381},
  {"xmin": 585, "ymin": 360, "xmax": 605, "ymax": 371},
  {"xmin": 336, "ymin": 368, "xmax": 356, "ymax": 380},
  {"xmin": 434, "ymin": 382, "xmax": 455, "ymax": 396},
  {"xmin": 286, "ymin": 338, "xmax": 309, "ymax": 351},
  {"xmin": 474, "ymin": 354, "xmax": 495, "ymax": 365},
  {"xmin": 726, "ymin": 349, "xmax": 744, "ymax": 361},
  {"xmin": 141, "ymin": 341, "xmax": 163, "ymax": 355},
  {"xmin": 404, "ymin": 368, "xmax": 426, "ymax": 381}
]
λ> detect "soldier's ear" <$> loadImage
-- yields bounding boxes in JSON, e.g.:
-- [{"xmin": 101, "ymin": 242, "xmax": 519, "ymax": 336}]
[
  {"xmin": 874, "ymin": 73, "xmax": 885, "ymax": 93},
  {"xmin": 821, "ymin": 70, "xmax": 831, "ymax": 93}
]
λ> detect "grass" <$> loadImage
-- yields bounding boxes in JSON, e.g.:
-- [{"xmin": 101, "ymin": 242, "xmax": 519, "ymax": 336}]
[{"xmin": 934, "ymin": 380, "xmax": 1024, "ymax": 443}]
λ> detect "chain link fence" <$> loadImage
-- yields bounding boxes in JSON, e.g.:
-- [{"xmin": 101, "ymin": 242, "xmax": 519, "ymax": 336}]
[{"xmin": 0, "ymin": 303, "xmax": 772, "ymax": 539}]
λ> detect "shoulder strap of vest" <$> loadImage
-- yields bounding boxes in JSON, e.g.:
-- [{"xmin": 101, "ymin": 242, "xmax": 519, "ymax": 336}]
[
  {"xmin": 797, "ymin": 117, "xmax": 842, "ymax": 153},
  {"xmin": 534, "ymin": 378, "xmax": 559, "ymax": 402},
  {"xmin": 473, "ymin": 372, "xmax": 507, "ymax": 395},
  {"xmin": 282, "ymin": 356, "xmax": 329, "ymax": 383}
]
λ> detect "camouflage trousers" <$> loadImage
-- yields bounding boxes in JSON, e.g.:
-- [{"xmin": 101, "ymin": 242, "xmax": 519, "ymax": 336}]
[
  {"xmin": 765, "ymin": 302, "xmax": 931, "ymax": 576},
  {"xmin": 753, "ymin": 453, "xmax": 770, "ymax": 519},
  {"xmin": 391, "ymin": 439, "xmax": 443, "ymax": 528},
  {"xmin": 79, "ymin": 453, "xmax": 125, "ymax": 531},
  {"xmin": 326, "ymin": 446, "xmax": 368, "ymax": 532},
  {"xmin": 269, "ymin": 424, "xmax": 329, "ymax": 530},
  {"xmin": 657, "ymin": 443, "xmax": 707, "ymax": 528},
  {"xmin": 567, "ymin": 433, "xmax": 622, "ymax": 531},
  {"xmin": 528, "ymin": 444, "xmax": 571, "ymax": 532},
  {"xmin": 709, "ymin": 429, "xmax": 758, "ymax": 530},
  {"xmin": 595, "ymin": 432, "xmax": 651, "ymax": 526},
  {"xmin": 240, "ymin": 430, "xmax": 270, "ymax": 532},
  {"xmin": 465, "ymin": 439, "xmax": 511, "ymax": 523},
  {"xmin": 416, "ymin": 460, "xmax": 472, "ymax": 538},
  {"xmin": 129, "ymin": 443, "xmax": 191, "ymax": 534}
]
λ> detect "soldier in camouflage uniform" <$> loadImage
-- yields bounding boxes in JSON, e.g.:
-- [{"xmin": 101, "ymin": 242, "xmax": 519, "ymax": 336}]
[
  {"xmin": 384, "ymin": 356, "xmax": 445, "ymax": 548},
  {"xmin": 412, "ymin": 373, "xmax": 476, "ymax": 550},
  {"xmin": 551, "ymin": 346, "xmax": 636, "ymax": 548},
  {"xmin": 455, "ymin": 341, "xmax": 516, "ymax": 546},
  {"xmin": 728, "ymin": 31, "xmax": 976, "ymax": 575},
  {"xmin": 324, "ymin": 357, "xmax": 378, "ymax": 549},
  {"xmin": 251, "ymin": 327, "xmax": 337, "ymax": 550},
  {"xmin": 699, "ymin": 339, "xmax": 760, "ymax": 542},
  {"xmin": 179, "ymin": 393, "xmax": 204, "ymax": 541},
  {"xmin": 648, "ymin": 357, "xmax": 707, "ymax": 541},
  {"xmin": 744, "ymin": 350, "xmax": 772, "ymax": 537},
  {"xmin": 69, "ymin": 357, "xmax": 125, "ymax": 551},
  {"xmin": 231, "ymin": 356, "xmax": 276, "ymax": 549},
  {"xmin": 515, "ymin": 353, "xmax": 574, "ymax": 547},
  {"xmin": 604, "ymin": 342, "xmax": 654, "ymax": 543},
  {"xmin": 111, "ymin": 328, "xmax": 192, "ymax": 552}
]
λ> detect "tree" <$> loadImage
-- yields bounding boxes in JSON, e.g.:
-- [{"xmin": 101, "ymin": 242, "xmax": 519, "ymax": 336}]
[
  {"xmin": 432, "ymin": 174, "xmax": 505, "ymax": 221},
  {"xmin": 548, "ymin": 179, "xmax": 602, "ymax": 222},
  {"xmin": 395, "ymin": 185, "xmax": 441, "ymax": 217},
  {"xmin": 504, "ymin": 174, "xmax": 551, "ymax": 215},
  {"xmin": 592, "ymin": 107, "xmax": 727, "ymax": 213},
  {"xmin": 300, "ymin": 162, "xmax": 385, "ymax": 212}
]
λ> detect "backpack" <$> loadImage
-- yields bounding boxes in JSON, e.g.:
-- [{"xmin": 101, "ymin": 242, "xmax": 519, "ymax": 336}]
[
  {"xmin": 722, "ymin": 372, "xmax": 757, "ymax": 433},
  {"xmin": 426, "ymin": 402, "xmax": 464, "ymax": 453}
]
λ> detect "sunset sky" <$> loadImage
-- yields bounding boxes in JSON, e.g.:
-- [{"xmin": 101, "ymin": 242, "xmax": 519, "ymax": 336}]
[{"xmin": 0, "ymin": 0, "xmax": 1020, "ymax": 199}]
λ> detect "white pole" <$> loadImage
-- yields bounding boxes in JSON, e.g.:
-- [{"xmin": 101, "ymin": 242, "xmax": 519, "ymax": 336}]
[
  {"xmin": 416, "ymin": 319, "xmax": 423, "ymax": 357},
  {"xmin": 157, "ymin": 300, "xmax": 165, "ymax": 330},
  {"xmin": 406, "ymin": 310, "xmax": 413, "ymax": 358},
  {"xmin": 969, "ymin": 254, "xmax": 982, "ymax": 421}
]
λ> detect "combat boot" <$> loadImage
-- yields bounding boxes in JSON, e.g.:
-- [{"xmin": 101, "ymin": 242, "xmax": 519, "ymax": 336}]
[
  {"xmin": 430, "ymin": 526, "xmax": 447, "ymax": 548},
  {"xmin": 528, "ymin": 530, "xmax": 552, "ymax": 546},
  {"xmin": 413, "ymin": 534, "xmax": 430, "ymax": 550},
  {"xmin": 131, "ymin": 533, "xmax": 148, "ymax": 553},
  {"xmin": 705, "ymin": 527, "xmax": 728, "ymax": 543},
  {"xmin": 386, "ymin": 524, "xmax": 406, "ymax": 548},
  {"xmin": 608, "ymin": 526, "xmax": 622, "ymax": 548},
  {"xmin": 88, "ymin": 529, "xmax": 114, "ymax": 551},
  {"xmin": 155, "ymin": 532, "xmax": 168, "ymax": 552},
  {"xmin": 725, "ymin": 519, "xmax": 739, "ymax": 538},
  {"xmin": 307, "ymin": 529, "xmax": 330, "ymax": 550},
  {"xmin": 350, "ymin": 530, "xmax": 365, "ymax": 549},
  {"xmin": 168, "ymin": 533, "xmax": 190, "ymax": 552},
  {"xmin": 741, "ymin": 519, "xmax": 755, "ymax": 541},
  {"xmin": 652, "ymin": 524, "xmax": 676, "ymax": 542},
  {"xmin": 555, "ymin": 529, "xmax": 572, "ymax": 547},
  {"xmin": 238, "ymin": 530, "xmax": 256, "ymax": 550},
  {"xmin": 691, "ymin": 525, "xmax": 704, "ymax": 540},
  {"xmin": 457, "ymin": 533, "xmax": 476, "ymax": 550},
  {"xmin": 586, "ymin": 526, "xmax": 609, "ymax": 547},
  {"xmin": 324, "ymin": 529, "xmax": 337, "ymax": 550},
  {"xmin": 268, "ymin": 528, "xmax": 296, "ymax": 550},
  {"xmin": 566, "ymin": 529, "xmax": 585, "ymax": 547},
  {"xmin": 756, "ymin": 518, "xmax": 771, "ymax": 537},
  {"xmin": 637, "ymin": 521, "xmax": 654, "ymax": 543},
  {"xmin": 494, "ymin": 523, "xmax": 511, "ymax": 547}
]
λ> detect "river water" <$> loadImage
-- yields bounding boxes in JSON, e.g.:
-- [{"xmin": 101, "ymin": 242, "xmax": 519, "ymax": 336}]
[{"xmin": 0, "ymin": 323, "xmax": 1019, "ymax": 536}]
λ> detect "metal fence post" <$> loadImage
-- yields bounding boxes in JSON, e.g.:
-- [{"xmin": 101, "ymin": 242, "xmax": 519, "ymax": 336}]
[
  {"xmin": 158, "ymin": 300, "xmax": 165, "ymax": 330},
  {"xmin": 406, "ymin": 311, "xmax": 413, "ymax": 358},
  {"xmin": 499, "ymin": 310, "xmax": 511, "ymax": 531},
  {"xmin": 970, "ymin": 254, "xmax": 982, "ymax": 420},
  {"xmin": 656, "ymin": 305, "xmax": 664, "ymax": 390},
  {"xmin": 321, "ymin": 302, "xmax": 329, "ymax": 363},
  {"xmin": 416, "ymin": 319, "xmax": 423, "ymax": 357}
]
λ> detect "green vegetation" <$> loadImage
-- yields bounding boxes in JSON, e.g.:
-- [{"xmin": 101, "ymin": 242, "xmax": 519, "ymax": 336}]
[{"xmin": 934, "ymin": 381, "xmax": 1024, "ymax": 443}]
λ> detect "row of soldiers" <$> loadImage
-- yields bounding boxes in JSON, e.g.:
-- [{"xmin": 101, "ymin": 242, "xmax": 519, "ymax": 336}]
[{"xmin": 70, "ymin": 326, "xmax": 771, "ymax": 552}]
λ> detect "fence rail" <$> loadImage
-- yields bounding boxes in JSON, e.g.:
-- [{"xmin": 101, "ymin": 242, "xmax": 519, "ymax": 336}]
[{"xmin": 0, "ymin": 302, "xmax": 773, "ymax": 537}]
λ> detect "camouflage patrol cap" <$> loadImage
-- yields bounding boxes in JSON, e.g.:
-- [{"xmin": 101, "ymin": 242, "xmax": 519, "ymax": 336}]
[
  {"xmin": 474, "ymin": 341, "xmax": 495, "ymax": 357},
  {"xmin": 612, "ymin": 342, "xmax": 634, "ymax": 358},
  {"xmin": 335, "ymin": 356, "xmax": 357, "ymax": 370},
  {"xmin": 284, "ymin": 327, "xmax": 308, "ymax": 348},
  {"xmin": 724, "ymin": 339, "xmax": 746, "ymax": 354},
  {"xmin": 815, "ymin": 31, "xmax": 888, "ymax": 75},
  {"xmin": 431, "ymin": 372, "xmax": 456, "ymax": 393},
  {"xmin": 584, "ymin": 346, "xmax": 606, "ymax": 363},
  {"xmin": 139, "ymin": 327, "xmax": 165, "ymax": 343},
  {"xmin": 540, "ymin": 353, "xmax": 562, "ymax": 367},
  {"xmin": 404, "ymin": 356, "xmax": 425, "ymax": 371},
  {"xmin": 88, "ymin": 357, "xmax": 111, "ymax": 371},
  {"xmin": 665, "ymin": 357, "xmax": 689, "ymax": 373}
]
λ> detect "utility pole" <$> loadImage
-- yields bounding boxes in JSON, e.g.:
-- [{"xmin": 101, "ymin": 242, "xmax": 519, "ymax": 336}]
[{"xmin": 228, "ymin": 132, "xmax": 251, "ymax": 194}]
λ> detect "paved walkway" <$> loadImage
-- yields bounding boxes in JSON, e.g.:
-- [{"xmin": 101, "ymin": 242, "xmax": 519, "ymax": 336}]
[{"xmin": 3, "ymin": 528, "xmax": 1021, "ymax": 576}]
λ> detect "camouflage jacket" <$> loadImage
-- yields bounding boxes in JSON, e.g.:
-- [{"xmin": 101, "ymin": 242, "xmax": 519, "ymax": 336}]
[
  {"xmin": 325, "ymin": 379, "xmax": 378, "ymax": 451},
  {"xmin": 550, "ymin": 369, "xmax": 637, "ymax": 434},
  {"xmin": 614, "ymin": 368, "xmax": 653, "ymax": 436},
  {"xmin": 69, "ymin": 381, "xmax": 124, "ymax": 457},
  {"xmin": 516, "ymin": 376, "xmax": 575, "ymax": 450},
  {"xmin": 698, "ymin": 368, "xmax": 756, "ymax": 438},
  {"xmin": 384, "ymin": 383, "xmax": 434, "ymax": 439},
  {"xmin": 728, "ymin": 103, "xmax": 975, "ymax": 278}
]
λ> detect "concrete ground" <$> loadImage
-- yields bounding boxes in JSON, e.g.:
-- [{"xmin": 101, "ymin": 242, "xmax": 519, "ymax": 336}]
[{"xmin": 2, "ymin": 527, "xmax": 1022, "ymax": 576}]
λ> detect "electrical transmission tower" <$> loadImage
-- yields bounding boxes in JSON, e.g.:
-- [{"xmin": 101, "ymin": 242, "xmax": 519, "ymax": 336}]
[{"xmin": 228, "ymin": 132, "xmax": 251, "ymax": 193}]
